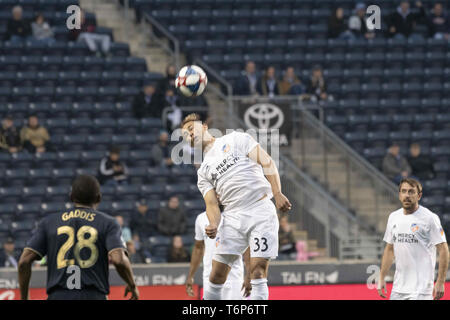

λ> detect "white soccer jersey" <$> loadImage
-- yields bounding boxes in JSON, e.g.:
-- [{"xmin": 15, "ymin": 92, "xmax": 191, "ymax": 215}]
[
  {"xmin": 197, "ymin": 131, "xmax": 273, "ymax": 213},
  {"xmin": 194, "ymin": 212, "xmax": 244, "ymax": 282},
  {"xmin": 383, "ymin": 205, "xmax": 447, "ymax": 295}
]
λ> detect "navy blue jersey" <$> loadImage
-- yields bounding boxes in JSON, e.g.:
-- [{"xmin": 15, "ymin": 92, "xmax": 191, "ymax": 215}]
[{"xmin": 25, "ymin": 207, "xmax": 126, "ymax": 295}]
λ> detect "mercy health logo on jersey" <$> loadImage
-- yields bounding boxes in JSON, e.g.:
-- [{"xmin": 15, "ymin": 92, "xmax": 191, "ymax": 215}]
[
  {"xmin": 411, "ymin": 223, "xmax": 419, "ymax": 233},
  {"xmin": 393, "ymin": 233, "xmax": 419, "ymax": 244}
]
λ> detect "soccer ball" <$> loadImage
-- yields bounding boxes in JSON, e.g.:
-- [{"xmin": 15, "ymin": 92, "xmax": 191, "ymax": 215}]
[{"xmin": 175, "ymin": 65, "xmax": 208, "ymax": 97}]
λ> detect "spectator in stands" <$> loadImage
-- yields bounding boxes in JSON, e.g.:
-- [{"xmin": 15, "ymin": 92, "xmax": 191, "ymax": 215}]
[
  {"xmin": 163, "ymin": 88, "xmax": 182, "ymax": 132},
  {"xmin": 132, "ymin": 82, "xmax": 162, "ymax": 118},
  {"xmin": 158, "ymin": 64, "xmax": 177, "ymax": 95},
  {"xmin": 98, "ymin": 145, "xmax": 129, "ymax": 185},
  {"xmin": 126, "ymin": 240, "xmax": 146, "ymax": 264},
  {"xmin": 69, "ymin": 10, "xmax": 111, "ymax": 57},
  {"xmin": 0, "ymin": 237, "xmax": 19, "ymax": 269},
  {"xmin": 31, "ymin": 13, "xmax": 54, "ymax": 42},
  {"xmin": 157, "ymin": 196, "xmax": 186, "ymax": 236},
  {"xmin": 387, "ymin": 1, "xmax": 425, "ymax": 39},
  {"xmin": 328, "ymin": 7, "xmax": 351, "ymax": 39},
  {"xmin": 167, "ymin": 235, "xmax": 190, "ymax": 263},
  {"xmin": 407, "ymin": 143, "xmax": 435, "ymax": 181},
  {"xmin": 278, "ymin": 215, "xmax": 297, "ymax": 260},
  {"xmin": 279, "ymin": 66, "xmax": 305, "ymax": 95},
  {"xmin": 0, "ymin": 115, "xmax": 22, "ymax": 154},
  {"xmin": 348, "ymin": 3, "xmax": 376, "ymax": 39},
  {"xmin": 20, "ymin": 115, "xmax": 51, "ymax": 154},
  {"xmin": 151, "ymin": 131, "xmax": 173, "ymax": 167},
  {"xmin": 115, "ymin": 215, "xmax": 132, "ymax": 243},
  {"xmin": 382, "ymin": 143, "xmax": 412, "ymax": 183},
  {"xmin": 234, "ymin": 61, "xmax": 258, "ymax": 96},
  {"xmin": 306, "ymin": 65, "xmax": 329, "ymax": 102},
  {"xmin": 5, "ymin": 5, "xmax": 32, "ymax": 42},
  {"xmin": 425, "ymin": 2, "xmax": 449, "ymax": 40},
  {"xmin": 130, "ymin": 199, "xmax": 154, "ymax": 239},
  {"xmin": 257, "ymin": 66, "xmax": 281, "ymax": 98}
]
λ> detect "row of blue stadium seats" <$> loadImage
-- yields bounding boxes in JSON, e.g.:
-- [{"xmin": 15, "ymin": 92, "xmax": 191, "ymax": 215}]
[
  {"xmin": 0, "ymin": 25, "xmax": 114, "ymax": 41},
  {"xmin": 340, "ymin": 130, "xmax": 450, "ymax": 143}
]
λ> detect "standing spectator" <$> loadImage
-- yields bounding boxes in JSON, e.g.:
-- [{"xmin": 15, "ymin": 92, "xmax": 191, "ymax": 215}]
[
  {"xmin": 115, "ymin": 215, "xmax": 132, "ymax": 243},
  {"xmin": 157, "ymin": 196, "xmax": 186, "ymax": 236},
  {"xmin": 69, "ymin": 10, "xmax": 111, "ymax": 57},
  {"xmin": 348, "ymin": 3, "xmax": 375, "ymax": 39},
  {"xmin": 407, "ymin": 143, "xmax": 435, "ymax": 181},
  {"xmin": 126, "ymin": 241, "xmax": 145, "ymax": 264},
  {"xmin": 328, "ymin": 7, "xmax": 351, "ymax": 38},
  {"xmin": 151, "ymin": 131, "xmax": 173, "ymax": 167},
  {"xmin": 31, "ymin": 13, "xmax": 54, "ymax": 42},
  {"xmin": 387, "ymin": 1, "xmax": 425, "ymax": 39},
  {"xmin": 98, "ymin": 146, "xmax": 129, "ymax": 185},
  {"xmin": 279, "ymin": 66, "xmax": 305, "ymax": 95},
  {"xmin": 382, "ymin": 143, "xmax": 412, "ymax": 183},
  {"xmin": 20, "ymin": 115, "xmax": 51, "ymax": 154},
  {"xmin": 306, "ymin": 65, "xmax": 329, "ymax": 102},
  {"xmin": 278, "ymin": 216, "xmax": 297, "ymax": 260},
  {"xmin": 130, "ymin": 200, "xmax": 154, "ymax": 239},
  {"xmin": 162, "ymin": 88, "xmax": 182, "ymax": 132},
  {"xmin": 0, "ymin": 115, "xmax": 22, "ymax": 153},
  {"xmin": 167, "ymin": 235, "xmax": 191, "ymax": 263},
  {"xmin": 132, "ymin": 82, "xmax": 162, "ymax": 118},
  {"xmin": 234, "ymin": 61, "xmax": 258, "ymax": 96},
  {"xmin": 157, "ymin": 64, "xmax": 177, "ymax": 95},
  {"xmin": 0, "ymin": 237, "xmax": 19, "ymax": 269},
  {"xmin": 426, "ymin": 2, "xmax": 449, "ymax": 40},
  {"xmin": 257, "ymin": 66, "xmax": 281, "ymax": 98},
  {"xmin": 5, "ymin": 5, "xmax": 31, "ymax": 42}
]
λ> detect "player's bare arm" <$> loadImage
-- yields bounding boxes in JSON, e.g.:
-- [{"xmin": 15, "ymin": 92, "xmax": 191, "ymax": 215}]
[
  {"xmin": 433, "ymin": 242, "xmax": 449, "ymax": 300},
  {"xmin": 242, "ymin": 247, "xmax": 252, "ymax": 298},
  {"xmin": 248, "ymin": 144, "xmax": 292, "ymax": 212},
  {"xmin": 186, "ymin": 240, "xmax": 205, "ymax": 297},
  {"xmin": 18, "ymin": 248, "xmax": 41, "ymax": 300},
  {"xmin": 203, "ymin": 189, "xmax": 221, "ymax": 239},
  {"xmin": 109, "ymin": 248, "xmax": 139, "ymax": 300},
  {"xmin": 378, "ymin": 243, "xmax": 394, "ymax": 298}
]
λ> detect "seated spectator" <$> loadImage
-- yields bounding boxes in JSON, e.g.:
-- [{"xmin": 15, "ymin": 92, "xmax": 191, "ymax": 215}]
[
  {"xmin": 426, "ymin": 2, "xmax": 449, "ymax": 40},
  {"xmin": 234, "ymin": 61, "xmax": 258, "ymax": 96},
  {"xmin": 31, "ymin": 13, "xmax": 54, "ymax": 42},
  {"xmin": 167, "ymin": 235, "xmax": 190, "ymax": 263},
  {"xmin": 157, "ymin": 64, "xmax": 177, "ymax": 95},
  {"xmin": 126, "ymin": 240, "xmax": 150, "ymax": 264},
  {"xmin": 98, "ymin": 146, "xmax": 128, "ymax": 185},
  {"xmin": 5, "ymin": 5, "xmax": 31, "ymax": 42},
  {"xmin": 348, "ymin": 3, "xmax": 375, "ymax": 39},
  {"xmin": 157, "ymin": 196, "xmax": 186, "ymax": 236},
  {"xmin": 0, "ymin": 115, "xmax": 22, "ymax": 154},
  {"xmin": 151, "ymin": 131, "xmax": 173, "ymax": 167},
  {"xmin": 279, "ymin": 66, "xmax": 305, "ymax": 95},
  {"xmin": 162, "ymin": 88, "xmax": 182, "ymax": 132},
  {"xmin": 278, "ymin": 215, "xmax": 297, "ymax": 260},
  {"xmin": 132, "ymin": 81, "xmax": 162, "ymax": 118},
  {"xmin": 407, "ymin": 143, "xmax": 435, "ymax": 181},
  {"xmin": 257, "ymin": 66, "xmax": 281, "ymax": 98},
  {"xmin": 387, "ymin": 1, "xmax": 425, "ymax": 39},
  {"xmin": 69, "ymin": 10, "xmax": 111, "ymax": 57},
  {"xmin": 0, "ymin": 237, "xmax": 19, "ymax": 269},
  {"xmin": 382, "ymin": 143, "xmax": 412, "ymax": 183},
  {"xmin": 115, "ymin": 215, "xmax": 132, "ymax": 243},
  {"xmin": 130, "ymin": 199, "xmax": 154, "ymax": 239},
  {"xmin": 306, "ymin": 65, "xmax": 330, "ymax": 102},
  {"xmin": 20, "ymin": 115, "xmax": 51, "ymax": 154},
  {"xmin": 328, "ymin": 7, "xmax": 352, "ymax": 39}
]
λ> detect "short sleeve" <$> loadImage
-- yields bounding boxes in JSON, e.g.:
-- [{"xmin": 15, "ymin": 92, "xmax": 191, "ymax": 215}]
[
  {"xmin": 25, "ymin": 218, "xmax": 48, "ymax": 258},
  {"xmin": 106, "ymin": 219, "xmax": 127, "ymax": 253},
  {"xmin": 197, "ymin": 170, "xmax": 214, "ymax": 198},
  {"xmin": 430, "ymin": 215, "xmax": 446, "ymax": 246},
  {"xmin": 383, "ymin": 216, "xmax": 393, "ymax": 244},
  {"xmin": 194, "ymin": 214, "xmax": 205, "ymax": 241},
  {"xmin": 234, "ymin": 132, "xmax": 259, "ymax": 156}
]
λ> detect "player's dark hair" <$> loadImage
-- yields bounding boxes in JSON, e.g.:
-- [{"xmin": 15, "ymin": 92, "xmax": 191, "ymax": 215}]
[
  {"xmin": 398, "ymin": 178, "xmax": 422, "ymax": 195},
  {"xmin": 181, "ymin": 113, "xmax": 202, "ymax": 128},
  {"xmin": 70, "ymin": 175, "xmax": 102, "ymax": 207}
]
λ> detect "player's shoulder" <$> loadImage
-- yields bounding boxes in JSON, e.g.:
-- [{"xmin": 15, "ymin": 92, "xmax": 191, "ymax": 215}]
[
  {"xmin": 195, "ymin": 211, "xmax": 207, "ymax": 223},
  {"xmin": 418, "ymin": 205, "xmax": 440, "ymax": 221},
  {"xmin": 389, "ymin": 207, "xmax": 403, "ymax": 218}
]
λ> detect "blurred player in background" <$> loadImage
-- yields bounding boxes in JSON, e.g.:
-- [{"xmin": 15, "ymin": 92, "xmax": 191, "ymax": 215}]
[
  {"xmin": 181, "ymin": 113, "xmax": 292, "ymax": 300},
  {"xmin": 18, "ymin": 175, "xmax": 139, "ymax": 300},
  {"xmin": 378, "ymin": 178, "xmax": 449, "ymax": 300}
]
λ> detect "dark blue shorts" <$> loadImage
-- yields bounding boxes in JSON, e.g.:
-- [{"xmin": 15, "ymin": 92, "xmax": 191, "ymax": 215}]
[{"xmin": 47, "ymin": 288, "xmax": 107, "ymax": 300}]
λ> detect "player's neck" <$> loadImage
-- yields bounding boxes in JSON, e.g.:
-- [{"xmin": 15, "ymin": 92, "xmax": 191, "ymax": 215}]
[
  {"xmin": 403, "ymin": 204, "xmax": 419, "ymax": 215},
  {"xmin": 203, "ymin": 135, "xmax": 215, "ymax": 154},
  {"xmin": 74, "ymin": 203, "xmax": 94, "ymax": 209}
]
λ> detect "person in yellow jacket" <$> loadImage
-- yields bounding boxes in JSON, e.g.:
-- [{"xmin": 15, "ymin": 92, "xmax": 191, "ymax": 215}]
[{"xmin": 20, "ymin": 115, "xmax": 50, "ymax": 153}]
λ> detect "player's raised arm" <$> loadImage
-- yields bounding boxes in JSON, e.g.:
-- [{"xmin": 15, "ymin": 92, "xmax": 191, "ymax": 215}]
[
  {"xmin": 378, "ymin": 243, "xmax": 394, "ymax": 298},
  {"xmin": 203, "ymin": 189, "xmax": 221, "ymax": 239},
  {"xmin": 109, "ymin": 248, "xmax": 139, "ymax": 300},
  {"xmin": 18, "ymin": 249, "xmax": 41, "ymax": 300},
  {"xmin": 186, "ymin": 240, "xmax": 205, "ymax": 297},
  {"xmin": 248, "ymin": 143, "xmax": 292, "ymax": 212}
]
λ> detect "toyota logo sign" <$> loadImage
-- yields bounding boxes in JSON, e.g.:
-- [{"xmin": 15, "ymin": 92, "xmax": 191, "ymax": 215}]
[{"xmin": 244, "ymin": 103, "xmax": 285, "ymax": 130}]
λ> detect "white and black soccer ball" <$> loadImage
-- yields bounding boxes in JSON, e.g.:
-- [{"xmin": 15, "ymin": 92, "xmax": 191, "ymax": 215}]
[{"xmin": 175, "ymin": 65, "xmax": 208, "ymax": 97}]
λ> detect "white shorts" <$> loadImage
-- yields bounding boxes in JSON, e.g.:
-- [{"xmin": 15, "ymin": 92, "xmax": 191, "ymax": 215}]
[
  {"xmin": 214, "ymin": 197, "xmax": 279, "ymax": 259},
  {"xmin": 390, "ymin": 292, "xmax": 433, "ymax": 300},
  {"xmin": 203, "ymin": 278, "xmax": 244, "ymax": 300}
]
